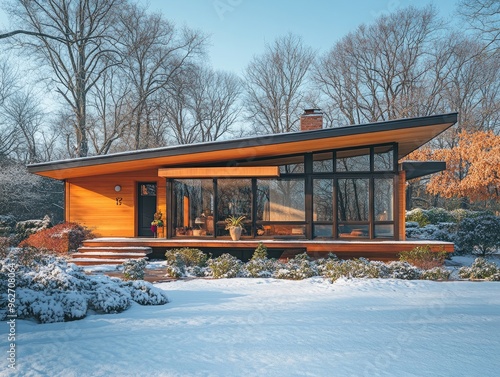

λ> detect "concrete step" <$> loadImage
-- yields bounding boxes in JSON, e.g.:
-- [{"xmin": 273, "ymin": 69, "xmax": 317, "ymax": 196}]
[
  {"xmin": 70, "ymin": 246, "xmax": 153, "ymax": 266},
  {"xmin": 71, "ymin": 252, "xmax": 148, "ymax": 259},
  {"xmin": 69, "ymin": 258, "xmax": 135, "ymax": 266},
  {"xmin": 77, "ymin": 246, "xmax": 152, "ymax": 254}
]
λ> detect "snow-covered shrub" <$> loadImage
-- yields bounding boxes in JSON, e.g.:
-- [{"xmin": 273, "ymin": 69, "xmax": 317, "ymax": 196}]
[
  {"xmin": 0, "ymin": 250, "xmax": 169, "ymax": 323},
  {"xmin": 243, "ymin": 243, "xmax": 276, "ymax": 278},
  {"xmin": 15, "ymin": 215, "xmax": 51, "ymax": 242},
  {"xmin": 318, "ymin": 258, "xmax": 380, "ymax": 282},
  {"xmin": 405, "ymin": 221, "xmax": 419, "ymax": 229},
  {"xmin": 0, "ymin": 237, "xmax": 10, "ymax": 259},
  {"xmin": 57, "ymin": 291, "xmax": 89, "ymax": 321},
  {"xmin": 456, "ymin": 215, "xmax": 500, "ymax": 256},
  {"xmin": 420, "ymin": 267, "xmax": 451, "ymax": 281},
  {"xmin": 124, "ymin": 280, "xmax": 169, "ymax": 305},
  {"xmin": 207, "ymin": 253, "xmax": 242, "ymax": 278},
  {"xmin": 19, "ymin": 289, "xmax": 65, "ymax": 324},
  {"xmin": 252, "ymin": 243, "xmax": 268, "ymax": 259},
  {"xmin": 244, "ymin": 258, "xmax": 277, "ymax": 278},
  {"xmin": 486, "ymin": 273, "xmax": 500, "ymax": 281},
  {"xmin": 123, "ymin": 258, "xmax": 147, "ymax": 280},
  {"xmin": 9, "ymin": 246, "xmax": 54, "ymax": 269},
  {"xmin": 19, "ymin": 222, "xmax": 95, "ymax": 254},
  {"xmin": 426, "ymin": 207, "xmax": 455, "ymax": 224},
  {"xmin": 30, "ymin": 260, "xmax": 92, "ymax": 291},
  {"xmin": 399, "ymin": 246, "xmax": 448, "ymax": 270},
  {"xmin": 0, "ymin": 215, "xmax": 15, "ymax": 237},
  {"xmin": 405, "ymin": 222, "xmax": 456, "ymax": 242},
  {"xmin": 406, "ymin": 208, "xmax": 430, "ymax": 227},
  {"xmin": 89, "ymin": 281, "xmax": 131, "ymax": 314},
  {"xmin": 165, "ymin": 262, "xmax": 185, "ymax": 279},
  {"xmin": 384, "ymin": 261, "xmax": 422, "ymax": 280},
  {"xmin": 458, "ymin": 257, "xmax": 499, "ymax": 280},
  {"xmin": 164, "ymin": 248, "xmax": 208, "ymax": 278},
  {"xmin": 165, "ymin": 247, "xmax": 208, "ymax": 267},
  {"xmin": 273, "ymin": 253, "xmax": 317, "ymax": 280}
]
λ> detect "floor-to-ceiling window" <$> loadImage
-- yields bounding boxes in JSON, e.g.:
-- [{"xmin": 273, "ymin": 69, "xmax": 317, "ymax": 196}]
[
  {"xmin": 172, "ymin": 179, "xmax": 214, "ymax": 236},
  {"xmin": 216, "ymin": 179, "xmax": 252, "ymax": 237},
  {"xmin": 169, "ymin": 143, "xmax": 397, "ymax": 240},
  {"xmin": 311, "ymin": 144, "xmax": 396, "ymax": 239},
  {"xmin": 256, "ymin": 178, "xmax": 306, "ymax": 237}
]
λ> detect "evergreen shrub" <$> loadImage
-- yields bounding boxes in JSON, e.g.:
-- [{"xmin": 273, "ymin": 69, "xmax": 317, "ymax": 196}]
[
  {"xmin": 459, "ymin": 257, "xmax": 499, "ymax": 280},
  {"xmin": 399, "ymin": 246, "xmax": 448, "ymax": 270},
  {"xmin": 207, "ymin": 253, "xmax": 242, "ymax": 278}
]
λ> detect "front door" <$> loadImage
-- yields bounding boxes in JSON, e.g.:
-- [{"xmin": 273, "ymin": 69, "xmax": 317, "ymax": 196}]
[{"xmin": 138, "ymin": 182, "xmax": 157, "ymax": 237}]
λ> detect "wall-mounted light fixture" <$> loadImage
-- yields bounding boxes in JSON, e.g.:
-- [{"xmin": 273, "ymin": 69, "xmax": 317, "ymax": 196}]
[{"xmin": 114, "ymin": 185, "xmax": 122, "ymax": 192}]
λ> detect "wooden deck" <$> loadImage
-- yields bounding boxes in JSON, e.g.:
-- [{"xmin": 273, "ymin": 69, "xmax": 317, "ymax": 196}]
[{"xmin": 72, "ymin": 237, "xmax": 454, "ymax": 265}]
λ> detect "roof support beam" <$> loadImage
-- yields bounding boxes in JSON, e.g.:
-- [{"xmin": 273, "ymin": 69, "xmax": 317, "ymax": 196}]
[{"xmin": 158, "ymin": 166, "xmax": 280, "ymax": 178}]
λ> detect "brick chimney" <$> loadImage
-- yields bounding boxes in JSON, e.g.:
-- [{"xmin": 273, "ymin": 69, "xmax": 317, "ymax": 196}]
[{"xmin": 300, "ymin": 109, "xmax": 323, "ymax": 131}]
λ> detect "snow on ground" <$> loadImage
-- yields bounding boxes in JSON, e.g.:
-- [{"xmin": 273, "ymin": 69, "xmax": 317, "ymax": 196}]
[{"xmin": 2, "ymin": 277, "xmax": 500, "ymax": 377}]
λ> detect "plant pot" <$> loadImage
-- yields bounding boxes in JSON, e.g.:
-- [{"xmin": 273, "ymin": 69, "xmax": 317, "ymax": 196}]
[{"xmin": 229, "ymin": 227, "xmax": 242, "ymax": 241}]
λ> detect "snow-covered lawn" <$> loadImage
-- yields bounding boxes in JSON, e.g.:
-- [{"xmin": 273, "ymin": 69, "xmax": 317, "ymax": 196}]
[{"xmin": 3, "ymin": 277, "xmax": 500, "ymax": 377}]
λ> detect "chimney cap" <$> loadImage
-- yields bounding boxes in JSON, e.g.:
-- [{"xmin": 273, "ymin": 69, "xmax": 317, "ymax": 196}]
[{"xmin": 302, "ymin": 108, "xmax": 323, "ymax": 115}]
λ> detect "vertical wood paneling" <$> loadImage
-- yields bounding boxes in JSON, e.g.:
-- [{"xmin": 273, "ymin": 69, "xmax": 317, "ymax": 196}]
[{"xmin": 67, "ymin": 170, "xmax": 166, "ymax": 237}]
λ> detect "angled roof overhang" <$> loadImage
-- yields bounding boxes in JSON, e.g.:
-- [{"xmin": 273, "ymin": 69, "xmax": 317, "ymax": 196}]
[
  {"xmin": 28, "ymin": 113, "xmax": 458, "ymax": 180},
  {"xmin": 401, "ymin": 161, "xmax": 447, "ymax": 180}
]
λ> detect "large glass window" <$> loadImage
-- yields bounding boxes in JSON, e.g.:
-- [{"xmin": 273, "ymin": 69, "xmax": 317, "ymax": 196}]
[
  {"xmin": 173, "ymin": 180, "xmax": 214, "ymax": 236},
  {"xmin": 313, "ymin": 179, "xmax": 334, "ymax": 238},
  {"xmin": 168, "ymin": 143, "xmax": 397, "ymax": 240},
  {"xmin": 217, "ymin": 179, "xmax": 252, "ymax": 237},
  {"xmin": 374, "ymin": 146, "xmax": 394, "ymax": 171},
  {"xmin": 313, "ymin": 179, "xmax": 333, "ymax": 221},
  {"xmin": 336, "ymin": 148, "xmax": 370, "ymax": 172},
  {"xmin": 256, "ymin": 179, "xmax": 305, "ymax": 237},
  {"xmin": 337, "ymin": 178, "xmax": 369, "ymax": 238},
  {"xmin": 313, "ymin": 152, "xmax": 333, "ymax": 173},
  {"xmin": 374, "ymin": 178, "xmax": 394, "ymax": 238}
]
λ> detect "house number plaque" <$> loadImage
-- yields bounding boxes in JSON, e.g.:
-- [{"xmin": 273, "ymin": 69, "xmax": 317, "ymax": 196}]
[{"xmin": 116, "ymin": 197, "xmax": 123, "ymax": 205}]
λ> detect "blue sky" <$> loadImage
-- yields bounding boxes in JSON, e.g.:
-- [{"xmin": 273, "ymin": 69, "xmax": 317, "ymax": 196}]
[
  {"xmin": 153, "ymin": 0, "xmax": 460, "ymax": 74},
  {"xmin": 0, "ymin": 0, "xmax": 460, "ymax": 75}
]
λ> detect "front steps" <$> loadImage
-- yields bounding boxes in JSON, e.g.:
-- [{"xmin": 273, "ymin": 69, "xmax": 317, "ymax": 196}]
[{"xmin": 69, "ymin": 246, "xmax": 153, "ymax": 266}]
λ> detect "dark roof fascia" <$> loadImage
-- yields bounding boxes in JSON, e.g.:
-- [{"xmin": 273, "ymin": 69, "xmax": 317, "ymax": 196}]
[
  {"xmin": 27, "ymin": 113, "xmax": 458, "ymax": 174},
  {"xmin": 401, "ymin": 161, "xmax": 447, "ymax": 180}
]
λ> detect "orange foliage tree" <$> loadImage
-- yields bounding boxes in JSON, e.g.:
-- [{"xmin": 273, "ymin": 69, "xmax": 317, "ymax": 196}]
[{"xmin": 408, "ymin": 130, "xmax": 500, "ymax": 203}]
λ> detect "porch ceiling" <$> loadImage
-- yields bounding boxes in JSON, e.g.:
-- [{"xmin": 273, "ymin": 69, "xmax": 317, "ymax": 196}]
[{"xmin": 28, "ymin": 113, "xmax": 457, "ymax": 180}]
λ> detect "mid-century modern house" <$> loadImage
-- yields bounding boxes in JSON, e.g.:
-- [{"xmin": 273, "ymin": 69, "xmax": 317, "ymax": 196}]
[{"xmin": 28, "ymin": 111, "xmax": 457, "ymax": 262}]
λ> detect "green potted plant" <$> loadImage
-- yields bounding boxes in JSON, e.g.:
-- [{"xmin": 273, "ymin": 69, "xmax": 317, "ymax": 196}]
[{"xmin": 224, "ymin": 215, "xmax": 245, "ymax": 241}]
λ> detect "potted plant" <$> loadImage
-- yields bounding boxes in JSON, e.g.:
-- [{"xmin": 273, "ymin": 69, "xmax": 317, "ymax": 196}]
[
  {"xmin": 225, "ymin": 215, "xmax": 245, "ymax": 241},
  {"xmin": 151, "ymin": 211, "xmax": 164, "ymax": 238}
]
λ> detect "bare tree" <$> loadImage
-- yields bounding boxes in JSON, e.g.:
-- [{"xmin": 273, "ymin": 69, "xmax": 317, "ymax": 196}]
[
  {"xmin": 162, "ymin": 65, "xmax": 242, "ymax": 145},
  {"xmin": 313, "ymin": 6, "xmax": 443, "ymax": 126},
  {"xmin": 2, "ymin": 89, "xmax": 45, "ymax": 163},
  {"xmin": 244, "ymin": 33, "xmax": 314, "ymax": 134},
  {"xmin": 189, "ymin": 67, "xmax": 242, "ymax": 142},
  {"xmin": 0, "ymin": 59, "xmax": 20, "ymax": 158},
  {"xmin": 458, "ymin": 0, "xmax": 500, "ymax": 52},
  {"xmin": 87, "ymin": 64, "xmax": 131, "ymax": 154},
  {"xmin": 431, "ymin": 32, "xmax": 500, "ymax": 148},
  {"xmin": 4, "ymin": 0, "xmax": 125, "ymax": 157},
  {"xmin": 116, "ymin": 2, "xmax": 207, "ymax": 150}
]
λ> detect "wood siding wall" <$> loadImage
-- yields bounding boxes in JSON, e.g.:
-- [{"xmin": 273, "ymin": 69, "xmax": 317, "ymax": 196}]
[
  {"xmin": 398, "ymin": 170, "xmax": 406, "ymax": 240},
  {"xmin": 66, "ymin": 169, "xmax": 166, "ymax": 237}
]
